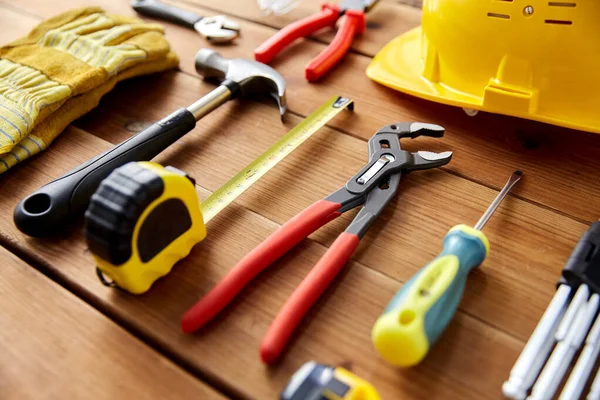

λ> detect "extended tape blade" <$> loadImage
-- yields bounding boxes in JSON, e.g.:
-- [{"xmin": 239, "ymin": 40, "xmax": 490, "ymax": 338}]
[{"xmin": 200, "ymin": 95, "xmax": 353, "ymax": 223}]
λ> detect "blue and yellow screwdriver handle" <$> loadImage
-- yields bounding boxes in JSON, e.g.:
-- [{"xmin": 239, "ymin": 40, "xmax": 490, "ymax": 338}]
[
  {"xmin": 372, "ymin": 224, "xmax": 490, "ymax": 367},
  {"xmin": 85, "ymin": 162, "xmax": 206, "ymax": 294}
]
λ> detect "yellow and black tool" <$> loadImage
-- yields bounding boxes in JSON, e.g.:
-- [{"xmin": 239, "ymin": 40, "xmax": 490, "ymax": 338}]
[
  {"xmin": 86, "ymin": 162, "xmax": 205, "ymax": 294},
  {"xmin": 281, "ymin": 361, "xmax": 381, "ymax": 400},
  {"xmin": 85, "ymin": 95, "xmax": 353, "ymax": 294}
]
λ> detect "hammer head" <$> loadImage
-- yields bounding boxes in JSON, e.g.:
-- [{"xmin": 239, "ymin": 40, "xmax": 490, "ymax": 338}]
[{"xmin": 195, "ymin": 49, "xmax": 286, "ymax": 118}]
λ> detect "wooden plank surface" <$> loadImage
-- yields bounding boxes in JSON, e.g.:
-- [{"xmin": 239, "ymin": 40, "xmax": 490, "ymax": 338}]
[
  {"xmin": 0, "ymin": 245, "xmax": 225, "ymax": 400},
  {"xmin": 0, "ymin": 0, "xmax": 598, "ymax": 399}
]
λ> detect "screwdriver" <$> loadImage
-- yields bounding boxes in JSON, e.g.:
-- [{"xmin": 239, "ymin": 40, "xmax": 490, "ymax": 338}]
[{"xmin": 372, "ymin": 170, "xmax": 522, "ymax": 367}]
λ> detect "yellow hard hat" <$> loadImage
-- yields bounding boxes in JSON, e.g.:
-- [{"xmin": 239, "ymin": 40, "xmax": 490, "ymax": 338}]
[{"xmin": 367, "ymin": 1, "xmax": 600, "ymax": 133}]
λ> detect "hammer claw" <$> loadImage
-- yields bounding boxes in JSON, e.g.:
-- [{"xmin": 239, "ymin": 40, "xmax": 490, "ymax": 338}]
[{"xmin": 194, "ymin": 49, "xmax": 287, "ymax": 120}]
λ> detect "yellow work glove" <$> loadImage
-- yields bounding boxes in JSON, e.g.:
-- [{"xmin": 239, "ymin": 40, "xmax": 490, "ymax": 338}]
[{"xmin": 0, "ymin": 7, "xmax": 179, "ymax": 173}]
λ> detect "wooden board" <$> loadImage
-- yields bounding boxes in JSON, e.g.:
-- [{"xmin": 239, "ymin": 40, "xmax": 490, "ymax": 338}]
[
  {"xmin": 0, "ymin": 0, "xmax": 598, "ymax": 399},
  {"xmin": 0, "ymin": 245, "xmax": 224, "ymax": 400}
]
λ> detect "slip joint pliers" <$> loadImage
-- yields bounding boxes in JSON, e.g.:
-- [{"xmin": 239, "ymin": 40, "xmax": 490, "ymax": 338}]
[{"xmin": 181, "ymin": 122, "xmax": 452, "ymax": 364}]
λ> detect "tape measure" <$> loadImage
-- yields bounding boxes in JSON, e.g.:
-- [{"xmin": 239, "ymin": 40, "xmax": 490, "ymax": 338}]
[
  {"xmin": 281, "ymin": 362, "xmax": 381, "ymax": 400},
  {"xmin": 85, "ymin": 96, "xmax": 353, "ymax": 294}
]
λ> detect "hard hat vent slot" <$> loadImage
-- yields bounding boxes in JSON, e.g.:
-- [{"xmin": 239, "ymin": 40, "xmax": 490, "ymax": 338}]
[
  {"xmin": 545, "ymin": 19, "xmax": 573, "ymax": 25},
  {"xmin": 487, "ymin": 12, "xmax": 511, "ymax": 19},
  {"xmin": 548, "ymin": 2, "xmax": 576, "ymax": 7},
  {"xmin": 546, "ymin": 1, "xmax": 576, "ymax": 25}
]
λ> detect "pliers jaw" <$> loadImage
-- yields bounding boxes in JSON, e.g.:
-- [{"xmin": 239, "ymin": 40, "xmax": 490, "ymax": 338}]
[
  {"xmin": 373, "ymin": 122, "xmax": 445, "ymax": 140},
  {"xmin": 330, "ymin": 122, "xmax": 451, "ymax": 238},
  {"xmin": 348, "ymin": 122, "xmax": 452, "ymax": 195}
]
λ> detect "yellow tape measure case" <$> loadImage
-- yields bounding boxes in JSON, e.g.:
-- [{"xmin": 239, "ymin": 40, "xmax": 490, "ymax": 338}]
[{"xmin": 85, "ymin": 162, "xmax": 206, "ymax": 294}]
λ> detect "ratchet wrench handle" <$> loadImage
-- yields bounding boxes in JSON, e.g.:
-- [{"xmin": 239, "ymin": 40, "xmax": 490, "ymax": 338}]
[
  {"xmin": 131, "ymin": 0, "xmax": 202, "ymax": 29},
  {"xmin": 14, "ymin": 108, "xmax": 197, "ymax": 237}
]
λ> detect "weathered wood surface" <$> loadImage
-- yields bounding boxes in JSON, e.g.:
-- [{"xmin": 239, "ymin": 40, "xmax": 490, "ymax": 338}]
[
  {"xmin": 0, "ymin": 0, "xmax": 598, "ymax": 399},
  {"xmin": 0, "ymin": 245, "xmax": 225, "ymax": 400}
]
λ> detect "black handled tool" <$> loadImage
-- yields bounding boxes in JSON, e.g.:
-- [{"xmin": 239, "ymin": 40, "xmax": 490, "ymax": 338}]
[
  {"xmin": 13, "ymin": 49, "xmax": 286, "ymax": 237},
  {"xmin": 131, "ymin": 0, "xmax": 240, "ymax": 43}
]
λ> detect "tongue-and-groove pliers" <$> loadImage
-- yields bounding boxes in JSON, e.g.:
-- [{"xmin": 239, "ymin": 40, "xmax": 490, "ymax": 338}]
[
  {"xmin": 181, "ymin": 122, "xmax": 452, "ymax": 363},
  {"xmin": 255, "ymin": 0, "xmax": 380, "ymax": 81}
]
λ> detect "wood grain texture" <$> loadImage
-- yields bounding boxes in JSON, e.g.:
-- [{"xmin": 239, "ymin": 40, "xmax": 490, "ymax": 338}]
[
  {"xmin": 0, "ymin": 246, "xmax": 224, "ymax": 400},
  {"xmin": 0, "ymin": 1, "xmax": 598, "ymax": 400}
]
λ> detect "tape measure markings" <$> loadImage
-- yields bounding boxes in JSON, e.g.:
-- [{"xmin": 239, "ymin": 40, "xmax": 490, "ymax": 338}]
[{"xmin": 200, "ymin": 96, "xmax": 353, "ymax": 223}]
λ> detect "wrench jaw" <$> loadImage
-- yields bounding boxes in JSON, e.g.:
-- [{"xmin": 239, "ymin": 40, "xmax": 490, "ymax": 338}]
[{"xmin": 194, "ymin": 16, "xmax": 240, "ymax": 44}]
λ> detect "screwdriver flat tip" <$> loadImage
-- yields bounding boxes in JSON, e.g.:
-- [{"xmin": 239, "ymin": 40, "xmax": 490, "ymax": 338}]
[
  {"xmin": 474, "ymin": 170, "xmax": 522, "ymax": 231},
  {"xmin": 506, "ymin": 170, "xmax": 523, "ymax": 186}
]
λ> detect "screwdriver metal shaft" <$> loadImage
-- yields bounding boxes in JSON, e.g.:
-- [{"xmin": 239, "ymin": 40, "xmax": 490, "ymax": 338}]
[{"xmin": 475, "ymin": 171, "xmax": 522, "ymax": 230}]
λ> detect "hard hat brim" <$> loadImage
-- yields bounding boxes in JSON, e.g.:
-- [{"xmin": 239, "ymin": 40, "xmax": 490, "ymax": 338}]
[{"xmin": 367, "ymin": 27, "xmax": 599, "ymax": 134}]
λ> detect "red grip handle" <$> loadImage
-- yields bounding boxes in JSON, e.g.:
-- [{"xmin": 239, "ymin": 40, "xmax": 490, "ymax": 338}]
[
  {"xmin": 305, "ymin": 10, "xmax": 365, "ymax": 81},
  {"xmin": 181, "ymin": 199, "xmax": 342, "ymax": 333},
  {"xmin": 260, "ymin": 231, "xmax": 361, "ymax": 364},
  {"xmin": 254, "ymin": 4, "xmax": 340, "ymax": 64}
]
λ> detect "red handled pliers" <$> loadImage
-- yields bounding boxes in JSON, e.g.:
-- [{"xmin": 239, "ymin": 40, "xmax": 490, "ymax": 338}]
[
  {"xmin": 181, "ymin": 122, "xmax": 452, "ymax": 364},
  {"xmin": 254, "ymin": 0, "xmax": 380, "ymax": 81}
]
